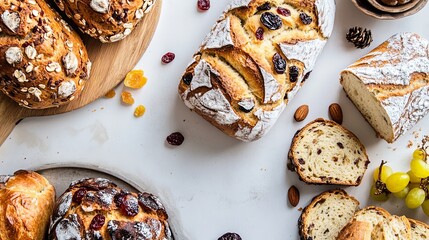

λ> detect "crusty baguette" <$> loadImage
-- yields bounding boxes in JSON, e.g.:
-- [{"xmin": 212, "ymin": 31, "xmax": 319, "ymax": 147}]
[
  {"xmin": 409, "ymin": 218, "xmax": 429, "ymax": 240},
  {"xmin": 289, "ymin": 118, "xmax": 370, "ymax": 186},
  {"xmin": 179, "ymin": 0, "xmax": 336, "ymax": 142}
]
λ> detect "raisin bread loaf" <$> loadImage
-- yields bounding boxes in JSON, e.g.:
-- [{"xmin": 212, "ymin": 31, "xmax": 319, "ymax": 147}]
[
  {"xmin": 178, "ymin": 0, "xmax": 336, "ymax": 142},
  {"xmin": 288, "ymin": 118, "xmax": 370, "ymax": 186},
  {"xmin": 341, "ymin": 32, "xmax": 429, "ymax": 143},
  {"xmin": 0, "ymin": 0, "xmax": 91, "ymax": 109},
  {"xmin": 409, "ymin": 218, "xmax": 429, "ymax": 239},
  {"xmin": 48, "ymin": 178, "xmax": 173, "ymax": 240},
  {"xmin": 0, "ymin": 170, "xmax": 55, "ymax": 240},
  {"xmin": 53, "ymin": 0, "xmax": 157, "ymax": 43},
  {"xmin": 298, "ymin": 189, "xmax": 360, "ymax": 240}
]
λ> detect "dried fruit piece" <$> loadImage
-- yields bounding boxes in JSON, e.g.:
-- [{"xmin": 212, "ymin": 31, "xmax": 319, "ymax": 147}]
[
  {"xmin": 197, "ymin": 0, "xmax": 210, "ymax": 11},
  {"xmin": 120, "ymin": 195, "xmax": 139, "ymax": 217},
  {"xmin": 255, "ymin": 27, "xmax": 264, "ymax": 40},
  {"xmin": 121, "ymin": 91, "xmax": 135, "ymax": 105},
  {"xmin": 72, "ymin": 188, "xmax": 87, "ymax": 204},
  {"xmin": 294, "ymin": 105, "xmax": 309, "ymax": 122},
  {"xmin": 90, "ymin": 214, "xmax": 105, "ymax": 230},
  {"xmin": 288, "ymin": 185, "xmax": 300, "ymax": 207},
  {"xmin": 104, "ymin": 89, "xmax": 116, "ymax": 98},
  {"xmin": 161, "ymin": 52, "xmax": 175, "ymax": 64},
  {"xmin": 277, "ymin": 7, "xmax": 291, "ymax": 16},
  {"xmin": 166, "ymin": 132, "xmax": 184, "ymax": 146},
  {"xmin": 134, "ymin": 105, "xmax": 146, "ymax": 118},
  {"xmin": 329, "ymin": 103, "xmax": 343, "ymax": 124},
  {"xmin": 299, "ymin": 13, "xmax": 312, "ymax": 25},
  {"xmin": 182, "ymin": 73, "xmax": 193, "ymax": 85},
  {"xmin": 218, "ymin": 233, "xmax": 242, "ymax": 240},
  {"xmin": 289, "ymin": 66, "xmax": 299, "ymax": 82},
  {"xmin": 260, "ymin": 12, "xmax": 282, "ymax": 30},
  {"xmin": 257, "ymin": 2, "xmax": 271, "ymax": 11},
  {"xmin": 272, "ymin": 53, "xmax": 286, "ymax": 74},
  {"xmin": 124, "ymin": 70, "xmax": 147, "ymax": 89}
]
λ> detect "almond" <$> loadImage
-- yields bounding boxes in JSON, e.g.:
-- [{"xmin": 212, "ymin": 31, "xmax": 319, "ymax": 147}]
[
  {"xmin": 294, "ymin": 105, "xmax": 309, "ymax": 122},
  {"xmin": 329, "ymin": 103, "xmax": 343, "ymax": 124},
  {"xmin": 288, "ymin": 185, "xmax": 300, "ymax": 207}
]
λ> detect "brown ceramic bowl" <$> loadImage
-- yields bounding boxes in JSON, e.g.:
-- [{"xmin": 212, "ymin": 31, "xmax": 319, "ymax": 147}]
[{"xmin": 351, "ymin": 0, "xmax": 428, "ymax": 19}]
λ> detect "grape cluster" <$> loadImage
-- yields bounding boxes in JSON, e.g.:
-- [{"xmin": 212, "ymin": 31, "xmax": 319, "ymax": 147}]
[{"xmin": 371, "ymin": 145, "xmax": 429, "ymax": 216}]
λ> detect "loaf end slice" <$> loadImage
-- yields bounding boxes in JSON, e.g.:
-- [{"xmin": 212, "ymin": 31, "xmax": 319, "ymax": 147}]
[
  {"xmin": 371, "ymin": 215, "xmax": 411, "ymax": 240},
  {"xmin": 409, "ymin": 218, "xmax": 429, "ymax": 240}
]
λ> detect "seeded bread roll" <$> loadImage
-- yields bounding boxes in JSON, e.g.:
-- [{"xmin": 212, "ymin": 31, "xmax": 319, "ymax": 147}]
[
  {"xmin": 409, "ymin": 218, "xmax": 429, "ymax": 239},
  {"xmin": 288, "ymin": 118, "xmax": 370, "ymax": 186},
  {"xmin": 0, "ymin": 170, "xmax": 55, "ymax": 240},
  {"xmin": 371, "ymin": 215, "xmax": 411, "ymax": 240},
  {"xmin": 0, "ymin": 0, "xmax": 91, "ymax": 109},
  {"xmin": 48, "ymin": 178, "xmax": 173, "ymax": 240},
  {"xmin": 53, "ymin": 0, "xmax": 156, "ymax": 43},
  {"xmin": 178, "ymin": 0, "xmax": 336, "ymax": 142},
  {"xmin": 298, "ymin": 189, "xmax": 360, "ymax": 240},
  {"xmin": 341, "ymin": 32, "xmax": 429, "ymax": 143}
]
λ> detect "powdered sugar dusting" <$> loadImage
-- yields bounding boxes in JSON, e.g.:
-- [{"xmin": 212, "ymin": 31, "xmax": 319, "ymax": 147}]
[
  {"xmin": 315, "ymin": 0, "xmax": 336, "ymax": 38},
  {"xmin": 260, "ymin": 67, "xmax": 281, "ymax": 103},
  {"xmin": 54, "ymin": 214, "xmax": 82, "ymax": 240},
  {"xmin": 202, "ymin": 17, "xmax": 234, "ymax": 50},
  {"xmin": 238, "ymin": 98, "xmax": 255, "ymax": 111},
  {"xmin": 191, "ymin": 60, "xmax": 216, "ymax": 91},
  {"xmin": 279, "ymin": 39, "xmax": 327, "ymax": 73},
  {"xmin": 226, "ymin": 0, "xmax": 252, "ymax": 11},
  {"xmin": 287, "ymin": 74, "xmax": 304, "ymax": 102}
]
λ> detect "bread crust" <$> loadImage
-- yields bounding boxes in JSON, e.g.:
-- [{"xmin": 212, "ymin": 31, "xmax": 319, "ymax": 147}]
[
  {"xmin": 0, "ymin": 0, "xmax": 91, "ymax": 109},
  {"xmin": 0, "ymin": 170, "xmax": 55, "ymax": 240},
  {"xmin": 336, "ymin": 221, "xmax": 372, "ymax": 240}
]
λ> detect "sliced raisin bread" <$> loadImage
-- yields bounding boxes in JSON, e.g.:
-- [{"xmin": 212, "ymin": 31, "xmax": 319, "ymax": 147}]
[
  {"xmin": 409, "ymin": 218, "xmax": 429, "ymax": 239},
  {"xmin": 371, "ymin": 215, "xmax": 411, "ymax": 240},
  {"xmin": 289, "ymin": 118, "xmax": 370, "ymax": 186},
  {"xmin": 299, "ymin": 189, "xmax": 360, "ymax": 240}
]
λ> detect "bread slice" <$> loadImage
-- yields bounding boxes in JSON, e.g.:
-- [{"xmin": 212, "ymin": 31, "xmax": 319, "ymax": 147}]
[
  {"xmin": 299, "ymin": 189, "xmax": 359, "ymax": 240},
  {"xmin": 289, "ymin": 118, "xmax": 370, "ymax": 186},
  {"xmin": 371, "ymin": 215, "xmax": 411, "ymax": 240},
  {"xmin": 409, "ymin": 218, "xmax": 429, "ymax": 239}
]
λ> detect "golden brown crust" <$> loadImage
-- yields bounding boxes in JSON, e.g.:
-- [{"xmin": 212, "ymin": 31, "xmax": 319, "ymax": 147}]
[
  {"xmin": 337, "ymin": 221, "xmax": 372, "ymax": 240},
  {"xmin": 0, "ymin": 170, "xmax": 55, "ymax": 240},
  {"xmin": 0, "ymin": 0, "xmax": 91, "ymax": 109}
]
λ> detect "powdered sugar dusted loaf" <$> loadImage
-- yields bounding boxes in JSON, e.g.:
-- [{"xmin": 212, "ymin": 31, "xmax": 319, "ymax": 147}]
[
  {"xmin": 341, "ymin": 32, "xmax": 429, "ymax": 143},
  {"xmin": 178, "ymin": 0, "xmax": 336, "ymax": 142}
]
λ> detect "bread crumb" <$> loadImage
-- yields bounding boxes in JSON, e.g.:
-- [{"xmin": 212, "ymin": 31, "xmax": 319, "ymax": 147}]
[{"xmin": 407, "ymin": 141, "xmax": 413, "ymax": 148}]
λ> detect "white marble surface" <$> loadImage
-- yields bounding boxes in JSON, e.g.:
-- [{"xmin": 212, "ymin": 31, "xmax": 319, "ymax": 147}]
[{"xmin": 2, "ymin": 1, "xmax": 429, "ymax": 239}]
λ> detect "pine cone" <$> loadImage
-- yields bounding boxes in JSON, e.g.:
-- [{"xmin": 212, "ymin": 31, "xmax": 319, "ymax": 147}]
[{"xmin": 346, "ymin": 27, "xmax": 373, "ymax": 49}]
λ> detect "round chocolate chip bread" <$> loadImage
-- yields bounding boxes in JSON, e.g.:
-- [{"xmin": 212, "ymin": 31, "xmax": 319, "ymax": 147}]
[
  {"xmin": 288, "ymin": 118, "xmax": 370, "ymax": 186},
  {"xmin": 48, "ymin": 178, "xmax": 173, "ymax": 240}
]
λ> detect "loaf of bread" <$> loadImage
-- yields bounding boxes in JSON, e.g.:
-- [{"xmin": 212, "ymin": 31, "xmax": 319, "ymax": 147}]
[
  {"xmin": 341, "ymin": 32, "xmax": 429, "ymax": 143},
  {"xmin": 178, "ymin": 0, "xmax": 336, "ymax": 141},
  {"xmin": 49, "ymin": 178, "xmax": 173, "ymax": 240},
  {"xmin": 371, "ymin": 215, "xmax": 411, "ymax": 240},
  {"xmin": 53, "ymin": 0, "xmax": 157, "ymax": 43},
  {"xmin": 0, "ymin": 170, "xmax": 55, "ymax": 240},
  {"xmin": 288, "ymin": 118, "xmax": 370, "ymax": 186},
  {"xmin": 0, "ymin": 0, "xmax": 91, "ymax": 109},
  {"xmin": 298, "ymin": 189, "xmax": 360, "ymax": 240},
  {"xmin": 409, "ymin": 218, "xmax": 429, "ymax": 239}
]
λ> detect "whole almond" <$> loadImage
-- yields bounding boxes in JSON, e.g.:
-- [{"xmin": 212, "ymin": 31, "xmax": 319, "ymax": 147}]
[
  {"xmin": 329, "ymin": 103, "xmax": 343, "ymax": 124},
  {"xmin": 294, "ymin": 105, "xmax": 309, "ymax": 122},
  {"xmin": 288, "ymin": 185, "xmax": 300, "ymax": 207}
]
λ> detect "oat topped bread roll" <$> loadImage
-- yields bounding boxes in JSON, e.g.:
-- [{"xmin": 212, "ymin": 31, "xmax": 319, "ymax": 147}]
[
  {"xmin": 53, "ymin": 0, "xmax": 157, "ymax": 43},
  {"xmin": 49, "ymin": 178, "xmax": 173, "ymax": 240},
  {"xmin": 0, "ymin": 170, "xmax": 55, "ymax": 240},
  {"xmin": 179, "ymin": 0, "xmax": 336, "ymax": 142},
  {"xmin": 0, "ymin": 0, "xmax": 91, "ymax": 109}
]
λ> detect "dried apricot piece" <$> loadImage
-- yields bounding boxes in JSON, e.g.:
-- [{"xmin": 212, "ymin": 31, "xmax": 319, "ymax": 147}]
[
  {"xmin": 124, "ymin": 70, "xmax": 147, "ymax": 89},
  {"xmin": 121, "ymin": 91, "xmax": 134, "ymax": 105},
  {"xmin": 134, "ymin": 105, "xmax": 146, "ymax": 118},
  {"xmin": 104, "ymin": 89, "xmax": 116, "ymax": 98}
]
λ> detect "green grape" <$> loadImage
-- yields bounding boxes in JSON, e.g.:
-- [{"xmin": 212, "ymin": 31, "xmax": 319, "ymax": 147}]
[
  {"xmin": 407, "ymin": 170, "xmax": 422, "ymax": 183},
  {"xmin": 413, "ymin": 149, "xmax": 427, "ymax": 161},
  {"xmin": 405, "ymin": 188, "xmax": 426, "ymax": 209},
  {"xmin": 410, "ymin": 159, "xmax": 429, "ymax": 178},
  {"xmin": 386, "ymin": 172, "xmax": 410, "ymax": 193},
  {"xmin": 422, "ymin": 200, "xmax": 429, "ymax": 216},
  {"xmin": 393, "ymin": 186, "xmax": 409, "ymax": 199},
  {"xmin": 370, "ymin": 184, "xmax": 389, "ymax": 202},
  {"xmin": 373, "ymin": 165, "xmax": 393, "ymax": 183}
]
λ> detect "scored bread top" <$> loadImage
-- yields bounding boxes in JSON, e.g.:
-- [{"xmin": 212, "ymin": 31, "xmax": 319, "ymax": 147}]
[{"xmin": 179, "ymin": 0, "xmax": 335, "ymax": 142}]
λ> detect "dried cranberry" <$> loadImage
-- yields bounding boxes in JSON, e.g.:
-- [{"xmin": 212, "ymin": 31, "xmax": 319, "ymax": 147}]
[
  {"xmin": 257, "ymin": 2, "xmax": 271, "ymax": 11},
  {"xmin": 90, "ymin": 214, "xmax": 105, "ymax": 230},
  {"xmin": 277, "ymin": 7, "xmax": 291, "ymax": 16},
  {"xmin": 300, "ymin": 13, "xmax": 312, "ymax": 25},
  {"xmin": 218, "ymin": 232, "xmax": 242, "ymax": 240},
  {"xmin": 289, "ymin": 66, "xmax": 299, "ymax": 82},
  {"xmin": 120, "ymin": 195, "xmax": 139, "ymax": 217},
  {"xmin": 260, "ymin": 12, "xmax": 282, "ymax": 30},
  {"xmin": 255, "ymin": 27, "xmax": 264, "ymax": 40},
  {"xmin": 272, "ymin": 53, "xmax": 286, "ymax": 74},
  {"xmin": 166, "ymin": 132, "xmax": 185, "ymax": 146},
  {"xmin": 161, "ymin": 52, "xmax": 175, "ymax": 64},
  {"xmin": 197, "ymin": 0, "xmax": 210, "ymax": 11},
  {"xmin": 72, "ymin": 188, "xmax": 87, "ymax": 204},
  {"xmin": 114, "ymin": 192, "xmax": 127, "ymax": 207},
  {"xmin": 182, "ymin": 73, "xmax": 193, "ymax": 85}
]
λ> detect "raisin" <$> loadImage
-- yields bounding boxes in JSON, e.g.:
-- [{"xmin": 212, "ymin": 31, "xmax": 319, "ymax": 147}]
[
  {"xmin": 105, "ymin": 89, "xmax": 116, "ymax": 98},
  {"xmin": 218, "ymin": 232, "xmax": 242, "ymax": 240},
  {"xmin": 337, "ymin": 142, "xmax": 344, "ymax": 149},
  {"xmin": 289, "ymin": 66, "xmax": 299, "ymax": 82},
  {"xmin": 120, "ymin": 195, "xmax": 139, "ymax": 217},
  {"xmin": 124, "ymin": 70, "xmax": 147, "ymax": 89},
  {"xmin": 303, "ymin": 71, "xmax": 311, "ymax": 82},
  {"xmin": 255, "ymin": 27, "xmax": 264, "ymax": 40},
  {"xmin": 197, "ymin": 0, "xmax": 210, "ymax": 11},
  {"xmin": 134, "ymin": 105, "xmax": 146, "ymax": 118},
  {"xmin": 90, "ymin": 214, "xmax": 105, "ymax": 230},
  {"xmin": 161, "ymin": 52, "xmax": 175, "ymax": 64},
  {"xmin": 121, "ymin": 91, "xmax": 135, "ymax": 105},
  {"xmin": 272, "ymin": 53, "xmax": 286, "ymax": 74},
  {"xmin": 257, "ymin": 2, "xmax": 271, "ymax": 11},
  {"xmin": 300, "ymin": 13, "xmax": 312, "ymax": 25},
  {"xmin": 182, "ymin": 73, "xmax": 193, "ymax": 85},
  {"xmin": 166, "ymin": 132, "xmax": 185, "ymax": 146},
  {"xmin": 72, "ymin": 188, "xmax": 87, "ymax": 204},
  {"xmin": 114, "ymin": 192, "xmax": 126, "ymax": 207},
  {"xmin": 260, "ymin": 12, "xmax": 282, "ymax": 30},
  {"xmin": 277, "ymin": 7, "xmax": 291, "ymax": 16}
]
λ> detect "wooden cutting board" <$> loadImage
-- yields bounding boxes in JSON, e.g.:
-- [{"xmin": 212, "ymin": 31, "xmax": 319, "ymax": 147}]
[{"xmin": 0, "ymin": 0, "xmax": 162, "ymax": 146}]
